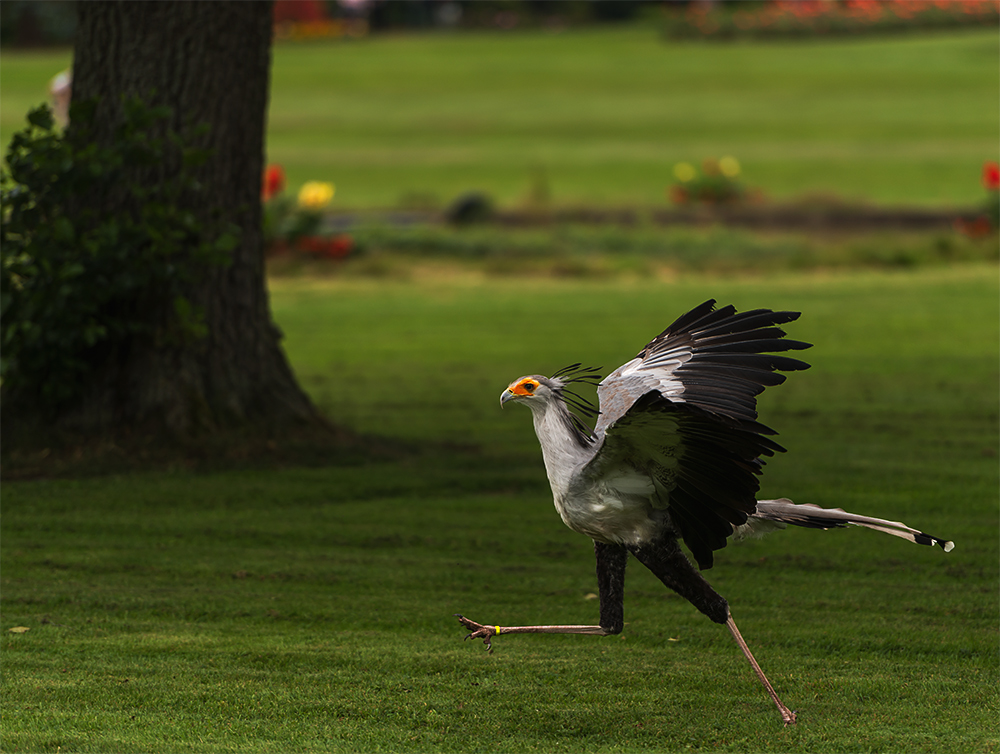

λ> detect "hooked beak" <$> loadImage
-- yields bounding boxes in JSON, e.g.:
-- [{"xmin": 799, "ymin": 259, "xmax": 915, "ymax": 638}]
[{"xmin": 500, "ymin": 388, "xmax": 516, "ymax": 407}]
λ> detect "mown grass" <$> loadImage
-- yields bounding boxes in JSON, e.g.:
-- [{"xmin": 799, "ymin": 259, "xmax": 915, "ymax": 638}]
[
  {"xmin": 2, "ymin": 27, "xmax": 997, "ymax": 208},
  {"xmin": 265, "ymin": 27, "xmax": 998, "ymax": 208},
  {"xmin": 3, "ymin": 264, "xmax": 997, "ymax": 752}
]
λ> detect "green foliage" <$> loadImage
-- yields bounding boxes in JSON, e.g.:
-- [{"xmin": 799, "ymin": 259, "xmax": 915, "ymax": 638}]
[{"xmin": 0, "ymin": 100, "xmax": 238, "ymax": 409}]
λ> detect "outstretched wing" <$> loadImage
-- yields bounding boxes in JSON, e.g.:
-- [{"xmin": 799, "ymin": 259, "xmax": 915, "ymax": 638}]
[
  {"xmin": 584, "ymin": 300, "xmax": 811, "ymax": 569},
  {"xmin": 594, "ymin": 300, "xmax": 811, "ymax": 435}
]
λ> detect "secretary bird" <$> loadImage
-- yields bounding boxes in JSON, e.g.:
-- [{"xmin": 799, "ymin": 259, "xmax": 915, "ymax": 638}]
[{"xmin": 456, "ymin": 299, "xmax": 953, "ymax": 725}]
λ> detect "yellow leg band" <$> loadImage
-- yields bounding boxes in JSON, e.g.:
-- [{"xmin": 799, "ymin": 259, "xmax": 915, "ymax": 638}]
[{"xmin": 495, "ymin": 626, "xmax": 501, "ymax": 635}]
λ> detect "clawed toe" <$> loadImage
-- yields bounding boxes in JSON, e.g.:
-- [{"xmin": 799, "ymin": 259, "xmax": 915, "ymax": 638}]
[{"xmin": 454, "ymin": 614, "xmax": 497, "ymax": 650}]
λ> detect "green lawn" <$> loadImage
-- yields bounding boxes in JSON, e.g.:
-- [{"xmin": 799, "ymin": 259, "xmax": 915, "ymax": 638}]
[
  {"xmin": 2, "ymin": 26, "xmax": 998, "ymax": 208},
  {"xmin": 3, "ymin": 264, "xmax": 998, "ymax": 752}
]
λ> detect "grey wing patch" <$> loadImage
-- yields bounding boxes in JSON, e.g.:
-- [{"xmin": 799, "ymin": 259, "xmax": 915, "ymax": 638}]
[
  {"xmin": 593, "ymin": 306, "xmax": 703, "ymax": 436},
  {"xmin": 594, "ymin": 346, "xmax": 694, "ymax": 436},
  {"xmin": 595, "ymin": 370, "xmax": 666, "ymax": 437}
]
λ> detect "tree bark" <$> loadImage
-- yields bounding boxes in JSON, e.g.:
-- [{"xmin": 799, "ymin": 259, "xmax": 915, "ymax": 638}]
[{"xmin": 24, "ymin": 0, "xmax": 322, "ymax": 439}]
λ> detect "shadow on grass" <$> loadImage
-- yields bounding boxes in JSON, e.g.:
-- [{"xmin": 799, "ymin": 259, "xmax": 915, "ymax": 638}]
[{"xmin": 0, "ymin": 418, "xmax": 421, "ymax": 482}]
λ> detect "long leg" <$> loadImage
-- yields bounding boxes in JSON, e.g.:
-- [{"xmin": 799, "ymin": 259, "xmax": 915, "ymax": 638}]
[
  {"xmin": 630, "ymin": 536, "xmax": 797, "ymax": 726},
  {"xmin": 727, "ymin": 614, "xmax": 796, "ymax": 726},
  {"xmin": 456, "ymin": 540, "xmax": 628, "ymax": 648}
]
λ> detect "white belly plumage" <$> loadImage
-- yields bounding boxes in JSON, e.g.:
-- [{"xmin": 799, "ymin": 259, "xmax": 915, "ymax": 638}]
[{"xmin": 553, "ymin": 469, "xmax": 665, "ymax": 546}]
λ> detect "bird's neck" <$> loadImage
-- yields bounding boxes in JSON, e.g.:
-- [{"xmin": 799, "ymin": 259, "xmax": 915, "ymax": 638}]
[{"xmin": 530, "ymin": 399, "xmax": 593, "ymax": 497}]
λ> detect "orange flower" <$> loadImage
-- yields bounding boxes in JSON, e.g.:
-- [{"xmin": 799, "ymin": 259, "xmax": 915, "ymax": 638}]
[
  {"xmin": 668, "ymin": 185, "xmax": 689, "ymax": 205},
  {"xmin": 954, "ymin": 216, "xmax": 993, "ymax": 239},
  {"xmin": 262, "ymin": 164, "xmax": 285, "ymax": 201}
]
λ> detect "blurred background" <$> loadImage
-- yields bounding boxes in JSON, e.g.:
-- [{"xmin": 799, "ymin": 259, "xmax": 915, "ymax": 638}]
[{"xmin": 2, "ymin": 0, "xmax": 997, "ymax": 207}]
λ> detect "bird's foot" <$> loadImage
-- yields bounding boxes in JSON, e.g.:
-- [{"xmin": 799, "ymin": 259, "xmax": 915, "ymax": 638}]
[
  {"xmin": 454, "ymin": 614, "xmax": 498, "ymax": 652},
  {"xmin": 781, "ymin": 708, "xmax": 797, "ymax": 726}
]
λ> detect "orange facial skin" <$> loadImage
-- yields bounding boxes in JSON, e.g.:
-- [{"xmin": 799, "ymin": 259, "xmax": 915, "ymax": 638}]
[{"xmin": 507, "ymin": 378, "xmax": 539, "ymax": 396}]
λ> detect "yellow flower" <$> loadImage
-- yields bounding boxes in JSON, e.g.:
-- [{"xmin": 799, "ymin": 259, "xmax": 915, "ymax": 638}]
[
  {"xmin": 298, "ymin": 181, "xmax": 335, "ymax": 210},
  {"xmin": 719, "ymin": 156, "xmax": 741, "ymax": 178},
  {"xmin": 673, "ymin": 162, "xmax": 697, "ymax": 183}
]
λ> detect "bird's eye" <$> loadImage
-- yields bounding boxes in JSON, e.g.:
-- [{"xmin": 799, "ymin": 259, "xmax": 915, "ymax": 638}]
[{"xmin": 523, "ymin": 381, "xmax": 536, "ymax": 392}]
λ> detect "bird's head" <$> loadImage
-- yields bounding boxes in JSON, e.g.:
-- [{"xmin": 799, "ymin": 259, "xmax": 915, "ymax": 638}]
[
  {"xmin": 501, "ymin": 364, "xmax": 602, "ymax": 416},
  {"xmin": 501, "ymin": 365, "xmax": 602, "ymax": 443},
  {"xmin": 500, "ymin": 375, "xmax": 556, "ymax": 410}
]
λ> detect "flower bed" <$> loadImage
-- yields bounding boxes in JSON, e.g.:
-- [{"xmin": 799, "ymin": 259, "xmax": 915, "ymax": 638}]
[
  {"xmin": 262, "ymin": 164, "xmax": 355, "ymax": 260},
  {"xmin": 664, "ymin": 1, "xmax": 999, "ymax": 42},
  {"xmin": 954, "ymin": 161, "xmax": 999, "ymax": 238},
  {"xmin": 668, "ymin": 156, "xmax": 752, "ymax": 206}
]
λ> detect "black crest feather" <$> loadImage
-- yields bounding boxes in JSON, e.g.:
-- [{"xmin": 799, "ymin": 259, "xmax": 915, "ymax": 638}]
[{"xmin": 550, "ymin": 364, "xmax": 603, "ymax": 441}]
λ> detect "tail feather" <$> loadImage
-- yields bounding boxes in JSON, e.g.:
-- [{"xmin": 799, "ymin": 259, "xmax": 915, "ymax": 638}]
[{"xmin": 742, "ymin": 498, "xmax": 955, "ymax": 552}]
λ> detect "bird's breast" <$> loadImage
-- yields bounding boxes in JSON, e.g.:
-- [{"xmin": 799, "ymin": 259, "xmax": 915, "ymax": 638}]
[{"xmin": 553, "ymin": 471, "xmax": 665, "ymax": 546}]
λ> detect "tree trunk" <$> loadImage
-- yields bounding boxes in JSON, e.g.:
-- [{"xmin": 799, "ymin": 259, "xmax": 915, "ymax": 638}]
[{"xmin": 22, "ymin": 0, "xmax": 322, "ymax": 440}]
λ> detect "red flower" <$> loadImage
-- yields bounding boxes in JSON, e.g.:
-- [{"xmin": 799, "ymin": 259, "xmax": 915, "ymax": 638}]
[
  {"xmin": 295, "ymin": 235, "xmax": 325, "ymax": 255},
  {"xmin": 262, "ymin": 164, "xmax": 286, "ymax": 201},
  {"xmin": 982, "ymin": 161, "xmax": 1000, "ymax": 191},
  {"xmin": 325, "ymin": 234, "xmax": 354, "ymax": 259},
  {"xmin": 294, "ymin": 234, "xmax": 354, "ymax": 259}
]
